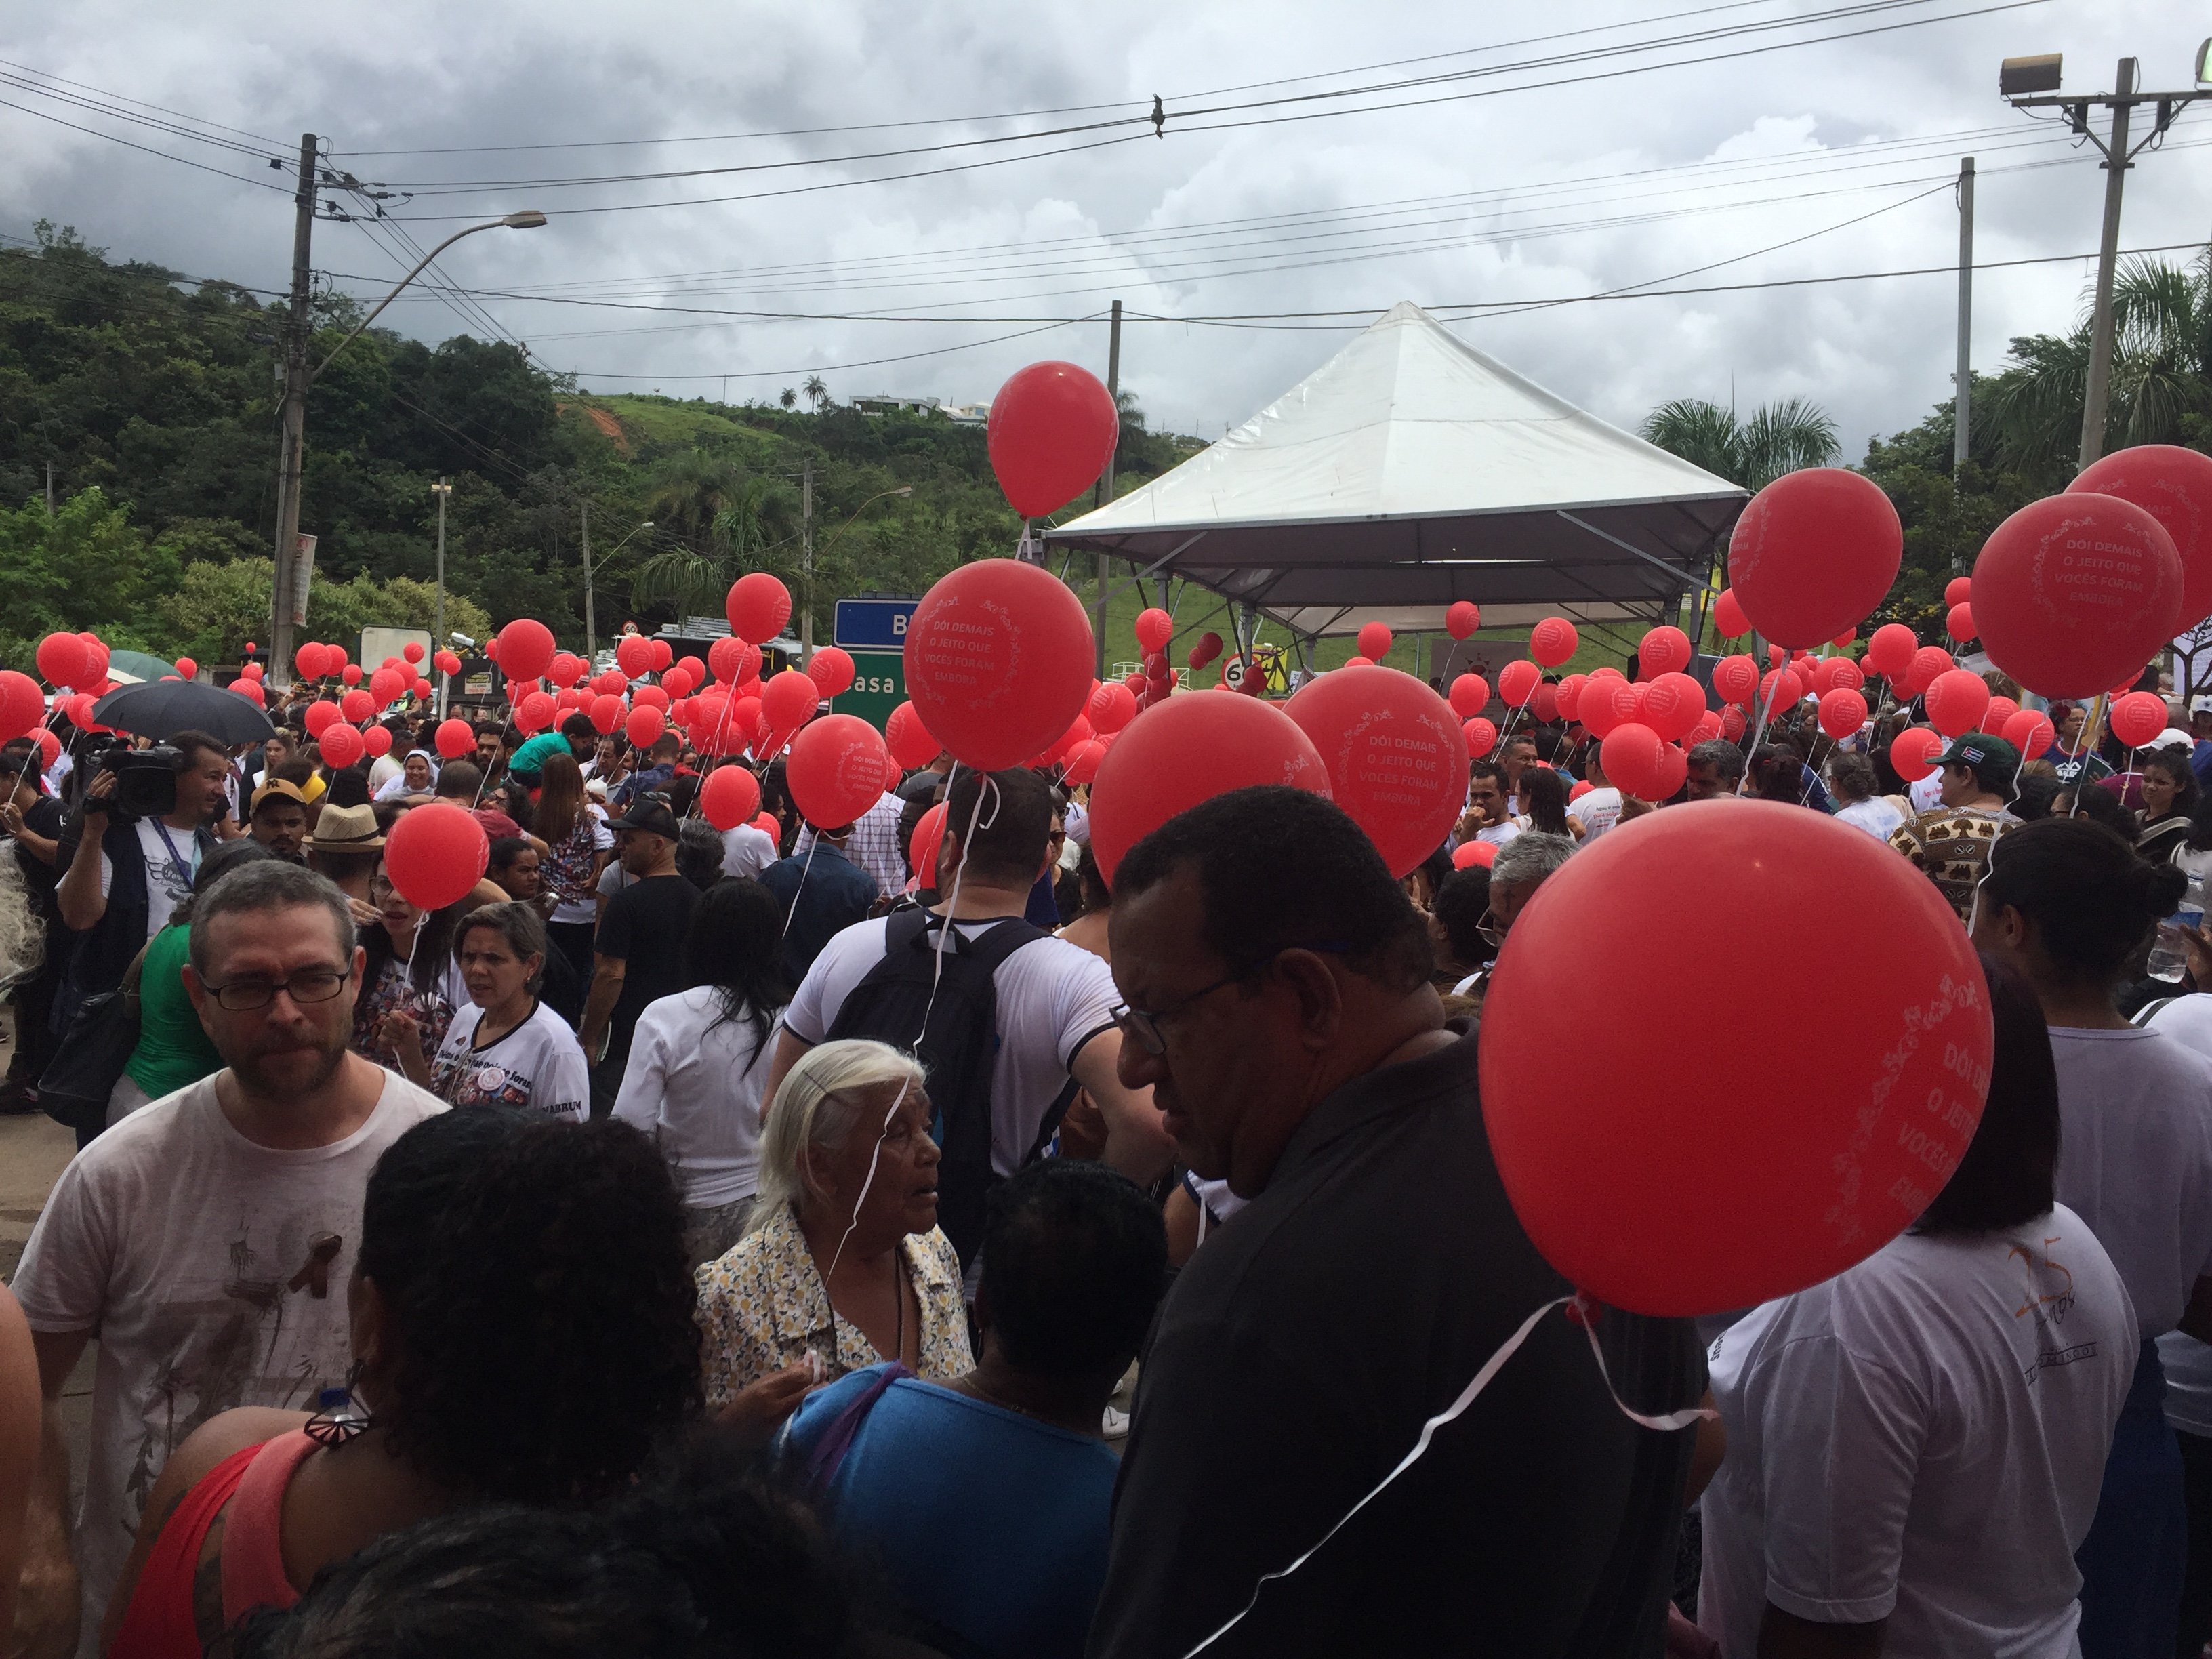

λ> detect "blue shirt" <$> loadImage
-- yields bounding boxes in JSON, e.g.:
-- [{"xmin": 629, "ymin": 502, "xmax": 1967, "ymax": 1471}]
[
  {"xmin": 783, "ymin": 1364, "xmax": 1118, "ymax": 1659},
  {"xmin": 759, "ymin": 842, "xmax": 879, "ymax": 981},
  {"xmin": 2192, "ymin": 739, "xmax": 2212, "ymax": 787}
]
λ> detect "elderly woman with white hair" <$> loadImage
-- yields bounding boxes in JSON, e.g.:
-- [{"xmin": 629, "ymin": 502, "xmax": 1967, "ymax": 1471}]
[{"xmin": 695, "ymin": 1038, "xmax": 972, "ymax": 1443}]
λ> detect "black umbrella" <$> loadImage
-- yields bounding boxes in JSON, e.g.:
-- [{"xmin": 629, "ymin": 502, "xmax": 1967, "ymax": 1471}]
[{"xmin": 91, "ymin": 679, "xmax": 277, "ymax": 746}]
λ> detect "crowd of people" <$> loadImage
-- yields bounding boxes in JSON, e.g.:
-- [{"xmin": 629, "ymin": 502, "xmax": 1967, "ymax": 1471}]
[{"xmin": 0, "ymin": 640, "xmax": 2209, "ymax": 1659}]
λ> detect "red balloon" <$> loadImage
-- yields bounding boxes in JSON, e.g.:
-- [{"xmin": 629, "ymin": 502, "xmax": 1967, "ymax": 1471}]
[
  {"xmin": 1973, "ymin": 493, "xmax": 2184, "ymax": 697},
  {"xmin": 1889, "ymin": 726, "xmax": 1943, "ymax": 782},
  {"xmin": 631, "ymin": 684, "xmax": 670, "ymax": 712},
  {"xmin": 1481, "ymin": 799, "xmax": 1992, "ymax": 1315},
  {"xmin": 1134, "ymin": 609, "xmax": 1174, "ymax": 655},
  {"xmin": 547, "ymin": 653, "xmax": 581, "ymax": 691},
  {"xmin": 1189, "ymin": 632, "xmax": 1225, "ymax": 670},
  {"xmin": 1900, "ymin": 646, "xmax": 1952, "ymax": 697},
  {"xmin": 436, "ymin": 651, "xmax": 462, "ymax": 676},
  {"xmin": 397, "ymin": 641, "xmax": 422, "ymax": 665},
  {"xmin": 650, "ymin": 639, "xmax": 673, "ymax": 670},
  {"xmin": 1498, "ymin": 660, "xmax": 1540, "ymax": 708},
  {"xmin": 2070, "ymin": 445, "xmax": 2212, "ymax": 630},
  {"xmin": 1061, "ymin": 739, "xmax": 1107, "ymax": 785},
  {"xmin": 701, "ymin": 764, "xmax": 763, "ymax": 831},
  {"xmin": 1599, "ymin": 723, "xmax": 1671, "ymax": 802},
  {"xmin": 625, "ymin": 706, "xmax": 666, "ymax": 750},
  {"xmin": 295, "ymin": 642, "xmax": 329, "ymax": 680},
  {"xmin": 661, "ymin": 663, "xmax": 695, "ymax": 699},
  {"xmin": 1980, "ymin": 695, "xmax": 2020, "ymax": 735},
  {"xmin": 1437, "ymin": 675, "xmax": 1483, "ymax": 719},
  {"xmin": 1086, "ymin": 680, "xmax": 1139, "ymax": 737},
  {"xmin": 0, "ymin": 672, "xmax": 42, "ymax": 741},
  {"xmin": 712, "ymin": 637, "xmax": 758, "ymax": 685},
  {"xmin": 909, "ymin": 801, "xmax": 949, "ymax": 885},
  {"xmin": 77, "ymin": 636, "xmax": 108, "ymax": 685},
  {"xmin": 904, "ymin": 558, "xmax": 1094, "ymax": 772},
  {"xmin": 35, "ymin": 729, "xmax": 58, "ymax": 769},
  {"xmin": 340, "ymin": 664, "xmax": 363, "ymax": 686},
  {"xmin": 1864, "ymin": 623, "xmax": 1917, "ymax": 681},
  {"xmin": 586, "ymin": 693, "xmax": 623, "ymax": 735},
  {"xmin": 798, "ymin": 647, "xmax": 851, "ymax": 699},
  {"xmin": 1711, "ymin": 655, "xmax": 1760, "ymax": 707},
  {"xmin": 1640, "ymin": 672, "xmax": 1706, "ymax": 741},
  {"xmin": 616, "ymin": 634, "xmax": 656, "ymax": 679},
  {"xmin": 1759, "ymin": 667, "xmax": 1804, "ymax": 710},
  {"xmin": 1827, "ymin": 658, "xmax": 1866, "ymax": 695},
  {"xmin": 1639, "ymin": 625, "xmax": 1691, "ymax": 677},
  {"xmin": 1945, "ymin": 602, "xmax": 1975, "ymax": 643},
  {"xmin": 762, "ymin": 668, "xmax": 821, "ymax": 739},
  {"xmin": 987, "ymin": 360, "xmax": 1119, "ymax": 517},
  {"xmin": 1712, "ymin": 588, "xmax": 1748, "ymax": 639},
  {"xmin": 1529, "ymin": 617, "xmax": 1577, "ymax": 668},
  {"xmin": 1580, "ymin": 680, "xmax": 1639, "ymax": 739},
  {"xmin": 1944, "ymin": 576, "xmax": 1973, "ymax": 607},
  {"xmin": 884, "ymin": 701, "xmax": 941, "ymax": 770},
  {"xmin": 1446, "ymin": 600, "xmax": 1480, "ymax": 640},
  {"xmin": 239, "ymin": 661, "xmax": 265, "ymax": 682},
  {"xmin": 35, "ymin": 632, "xmax": 88, "ymax": 689},
  {"xmin": 367, "ymin": 668, "xmax": 402, "ymax": 707},
  {"xmin": 337, "ymin": 689, "xmax": 371, "ymax": 723},
  {"xmin": 1462, "ymin": 717, "xmax": 1498, "ymax": 758},
  {"xmin": 319, "ymin": 723, "xmax": 365, "ymax": 767},
  {"xmin": 1357, "ymin": 621, "xmax": 1395, "ymax": 663},
  {"xmin": 1719, "ymin": 705, "xmax": 1747, "ymax": 741},
  {"xmin": 361, "ymin": 726, "xmax": 393, "ymax": 758},
  {"xmin": 727, "ymin": 573, "xmax": 794, "ymax": 644},
  {"xmin": 496, "ymin": 619, "xmax": 555, "ymax": 685},
  {"xmin": 1818, "ymin": 687, "xmax": 1869, "ymax": 740},
  {"xmin": 2110, "ymin": 690, "xmax": 2169, "ymax": 750},
  {"xmin": 172, "ymin": 657, "xmax": 198, "ymax": 680},
  {"xmin": 433, "ymin": 718, "xmax": 474, "ymax": 759},
  {"xmin": 751, "ymin": 809, "xmax": 781, "ymax": 842},
  {"xmin": 1284, "ymin": 667, "xmax": 1465, "ymax": 878},
  {"xmin": 384, "ymin": 802, "xmax": 488, "ymax": 912},
  {"xmin": 1088, "ymin": 693, "xmax": 1330, "ymax": 886},
  {"xmin": 232, "ymin": 678, "xmax": 266, "ymax": 708},
  {"xmin": 1924, "ymin": 669, "xmax": 1991, "ymax": 738},
  {"xmin": 410, "ymin": 678, "xmax": 430, "ymax": 701},
  {"xmin": 514, "ymin": 691, "xmax": 556, "ymax": 735},
  {"xmin": 1554, "ymin": 674, "xmax": 1586, "ymax": 722},
  {"xmin": 2004, "ymin": 709, "xmax": 2056, "ymax": 758},
  {"xmin": 1650, "ymin": 741, "xmax": 1688, "ymax": 801},
  {"xmin": 1530, "ymin": 684, "xmax": 1560, "ymax": 724},
  {"xmin": 302, "ymin": 700, "xmax": 340, "ymax": 738},
  {"xmin": 1729, "ymin": 468, "xmax": 1902, "ymax": 648},
  {"xmin": 1452, "ymin": 840, "xmax": 1497, "ymax": 870}
]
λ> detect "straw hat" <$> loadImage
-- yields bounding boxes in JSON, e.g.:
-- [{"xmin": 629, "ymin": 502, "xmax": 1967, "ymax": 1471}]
[{"xmin": 304, "ymin": 802, "xmax": 386, "ymax": 853}]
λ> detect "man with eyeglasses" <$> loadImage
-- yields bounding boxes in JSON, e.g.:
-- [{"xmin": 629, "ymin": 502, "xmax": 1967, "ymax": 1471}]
[
  {"xmin": 1090, "ymin": 787, "xmax": 1700, "ymax": 1659},
  {"xmin": 10, "ymin": 861, "xmax": 445, "ymax": 1654}
]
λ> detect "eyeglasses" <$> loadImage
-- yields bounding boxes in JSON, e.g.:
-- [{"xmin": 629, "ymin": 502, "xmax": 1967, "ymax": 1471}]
[
  {"xmin": 1111, "ymin": 943, "xmax": 1349, "ymax": 1056},
  {"xmin": 201, "ymin": 966, "xmax": 352, "ymax": 1011}
]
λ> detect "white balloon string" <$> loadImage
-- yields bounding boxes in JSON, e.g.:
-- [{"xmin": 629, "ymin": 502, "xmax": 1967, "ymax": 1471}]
[
  {"xmin": 1572, "ymin": 1295, "xmax": 1718, "ymax": 1431},
  {"xmin": 922, "ymin": 773, "xmax": 996, "ymax": 1042},
  {"xmin": 779, "ymin": 838, "xmax": 821, "ymax": 941},
  {"xmin": 1736, "ymin": 674, "xmax": 1782, "ymax": 796}
]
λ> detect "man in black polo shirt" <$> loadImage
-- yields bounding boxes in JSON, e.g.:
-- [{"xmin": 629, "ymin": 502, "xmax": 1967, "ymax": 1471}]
[
  {"xmin": 579, "ymin": 796, "xmax": 699, "ymax": 1117},
  {"xmin": 1092, "ymin": 786, "xmax": 1701, "ymax": 1658}
]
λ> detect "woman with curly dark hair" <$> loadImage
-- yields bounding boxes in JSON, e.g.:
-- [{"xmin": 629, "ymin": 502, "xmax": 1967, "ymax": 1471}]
[{"xmin": 101, "ymin": 1110, "xmax": 701, "ymax": 1656}]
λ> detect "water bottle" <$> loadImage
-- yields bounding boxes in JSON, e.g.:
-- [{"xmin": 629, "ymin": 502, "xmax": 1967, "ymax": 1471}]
[{"xmin": 2150, "ymin": 869, "xmax": 2205, "ymax": 983}]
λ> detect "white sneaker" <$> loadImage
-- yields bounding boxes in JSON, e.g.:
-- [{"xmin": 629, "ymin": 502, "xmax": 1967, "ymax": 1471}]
[{"xmin": 1101, "ymin": 1405, "xmax": 1131, "ymax": 1439}]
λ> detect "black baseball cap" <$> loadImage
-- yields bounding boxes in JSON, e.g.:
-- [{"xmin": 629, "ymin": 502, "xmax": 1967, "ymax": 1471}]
[{"xmin": 606, "ymin": 798, "xmax": 680, "ymax": 840}]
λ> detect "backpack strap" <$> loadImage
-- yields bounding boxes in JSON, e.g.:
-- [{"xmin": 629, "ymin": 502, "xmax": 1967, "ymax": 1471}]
[{"xmin": 1023, "ymin": 1073, "xmax": 1082, "ymax": 1166}]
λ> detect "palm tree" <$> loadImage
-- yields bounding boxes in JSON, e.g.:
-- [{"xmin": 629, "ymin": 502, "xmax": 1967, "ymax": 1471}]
[
  {"xmin": 779, "ymin": 387, "xmax": 797, "ymax": 410},
  {"xmin": 1639, "ymin": 397, "xmax": 1840, "ymax": 491},
  {"xmin": 630, "ymin": 459, "xmax": 798, "ymax": 616},
  {"xmin": 803, "ymin": 374, "xmax": 829, "ymax": 413},
  {"xmin": 1984, "ymin": 253, "xmax": 2212, "ymax": 478}
]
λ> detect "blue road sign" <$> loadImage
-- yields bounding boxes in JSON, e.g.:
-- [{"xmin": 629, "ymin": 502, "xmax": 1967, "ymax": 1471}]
[{"xmin": 834, "ymin": 598, "xmax": 920, "ymax": 650}]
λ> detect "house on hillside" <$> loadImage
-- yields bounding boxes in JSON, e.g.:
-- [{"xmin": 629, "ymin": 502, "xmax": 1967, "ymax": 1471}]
[{"xmin": 849, "ymin": 394, "xmax": 938, "ymax": 417}]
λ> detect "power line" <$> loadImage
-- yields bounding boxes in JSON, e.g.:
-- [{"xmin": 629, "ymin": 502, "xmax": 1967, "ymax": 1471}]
[
  {"xmin": 0, "ymin": 94, "xmax": 293, "ymax": 192},
  {"xmin": 0, "ymin": 56, "xmax": 289, "ymax": 148}
]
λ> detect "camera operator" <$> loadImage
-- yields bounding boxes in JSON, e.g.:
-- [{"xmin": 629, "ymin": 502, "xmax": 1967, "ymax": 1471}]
[{"xmin": 53, "ymin": 731, "xmax": 230, "ymax": 1036}]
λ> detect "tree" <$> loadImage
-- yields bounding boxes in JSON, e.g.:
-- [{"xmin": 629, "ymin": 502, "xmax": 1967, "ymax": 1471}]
[
  {"xmin": 803, "ymin": 375, "xmax": 828, "ymax": 413},
  {"xmin": 0, "ymin": 488, "xmax": 182, "ymax": 664},
  {"xmin": 630, "ymin": 455, "xmax": 798, "ymax": 615},
  {"xmin": 779, "ymin": 387, "xmax": 798, "ymax": 410},
  {"xmin": 1639, "ymin": 397, "xmax": 1840, "ymax": 491}
]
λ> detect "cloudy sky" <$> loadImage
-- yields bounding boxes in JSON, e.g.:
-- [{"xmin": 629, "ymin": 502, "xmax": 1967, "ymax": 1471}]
[{"xmin": 3, "ymin": 0, "xmax": 2204, "ymax": 459}]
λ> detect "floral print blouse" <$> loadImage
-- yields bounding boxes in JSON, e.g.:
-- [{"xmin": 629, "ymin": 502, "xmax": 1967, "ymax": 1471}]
[
  {"xmin": 695, "ymin": 1202, "xmax": 971, "ymax": 1407},
  {"xmin": 348, "ymin": 956, "xmax": 454, "ymax": 1073}
]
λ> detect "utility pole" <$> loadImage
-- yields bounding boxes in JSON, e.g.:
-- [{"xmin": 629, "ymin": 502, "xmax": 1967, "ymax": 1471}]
[
  {"xmin": 43, "ymin": 462, "xmax": 54, "ymax": 519},
  {"xmin": 2001, "ymin": 52, "xmax": 2207, "ymax": 470},
  {"xmin": 1095, "ymin": 298, "xmax": 1122, "ymax": 679},
  {"xmin": 581, "ymin": 500, "xmax": 594, "ymax": 662},
  {"xmin": 800, "ymin": 459, "xmax": 815, "ymax": 667},
  {"xmin": 269, "ymin": 130, "xmax": 317, "ymax": 687},
  {"xmin": 1953, "ymin": 157, "xmax": 1973, "ymax": 478},
  {"xmin": 430, "ymin": 478, "xmax": 451, "ymax": 714}
]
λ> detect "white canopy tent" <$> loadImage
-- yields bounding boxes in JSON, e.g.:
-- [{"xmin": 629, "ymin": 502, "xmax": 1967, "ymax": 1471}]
[{"xmin": 1046, "ymin": 302, "xmax": 1748, "ymax": 654}]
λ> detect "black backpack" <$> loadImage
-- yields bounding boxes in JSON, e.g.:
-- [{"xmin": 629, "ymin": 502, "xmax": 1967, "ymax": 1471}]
[{"xmin": 824, "ymin": 909, "xmax": 1076, "ymax": 1266}]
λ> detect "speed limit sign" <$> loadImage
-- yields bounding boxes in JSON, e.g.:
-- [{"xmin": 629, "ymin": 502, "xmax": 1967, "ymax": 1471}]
[{"xmin": 1220, "ymin": 653, "xmax": 1250, "ymax": 691}]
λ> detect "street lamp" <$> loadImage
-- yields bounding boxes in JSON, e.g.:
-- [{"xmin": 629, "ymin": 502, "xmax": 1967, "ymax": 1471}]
[
  {"xmin": 585, "ymin": 518, "xmax": 654, "ymax": 661},
  {"xmin": 314, "ymin": 211, "xmax": 547, "ymax": 381},
  {"xmin": 803, "ymin": 485, "xmax": 914, "ymax": 662},
  {"xmin": 430, "ymin": 478, "xmax": 453, "ymax": 716}
]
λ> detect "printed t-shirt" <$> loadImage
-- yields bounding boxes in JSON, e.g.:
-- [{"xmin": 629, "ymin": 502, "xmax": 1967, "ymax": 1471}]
[
  {"xmin": 1567, "ymin": 785, "xmax": 1623, "ymax": 842},
  {"xmin": 9, "ymin": 1069, "xmax": 445, "ymax": 1652},
  {"xmin": 782, "ymin": 914, "xmax": 1118, "ymax": 1177},
  {"xmin": 542, "ymin": 811, "xmax": 613, "ymax": 926},
  {"xmin": 1699, "ymin": 1206, "xmax": 2135, "ymax": 1659},
  {"xmin": 98, "ymin": 819, "xmax": 202, "ymax": 940},
  {"xmin": 1835, "ymin": 797, "xmax": 1905, "ymax": 840},
  {"xmin": 430, "ymin": 1000, "xmax": 588, "ymax": 1120}
]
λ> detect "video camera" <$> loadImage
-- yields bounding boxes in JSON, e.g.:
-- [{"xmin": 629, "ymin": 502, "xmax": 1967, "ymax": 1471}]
[{"xmin": 96, "ymin": 743, "xmax": 183, "ymax": 819}]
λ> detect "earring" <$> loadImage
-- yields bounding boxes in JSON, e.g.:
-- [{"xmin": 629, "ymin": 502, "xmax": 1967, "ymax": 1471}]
[{"xmin": 303, "ymin": 1361, "xmax": 374, "ymax": 1446}]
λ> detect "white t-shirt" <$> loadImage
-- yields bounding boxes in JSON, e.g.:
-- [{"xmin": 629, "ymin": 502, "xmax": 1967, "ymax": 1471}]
[
  {"xmin": 1474, "ymin": 819, "xmax": 1522, "ymax": 848},
  {"xmin": 9, "ymin": 1070, "xmax": 445, "ymax": 1650},
  {"xmin": 1699, "ymin": 1206, "xmax": 2135, "ymax": 1659},
  {"xmin": 1908, "ymin": 771, "xmax": 1946, "ymax": 813},
  {"xmin": 611, "ymin": 985, "xmax": 777, "ymax": 1208},
  {"xmin": 720, "ymin": 823, "xmax": 777, "ymax": 881},
  {"xmin": 782, "ymin": 914, "xmax": 1120, "ymax": 1176},
  {"xmin": 1835, "ymin": 797, "xmax": 1906, "ymax": 840},
  {"xmin": 98, "ymin": 819, "xmax": 202, "ymax": 940},
  {"xmin": 430, "ymin": 1000, "xmax": 589, "ymax": 1122},
  {"xmin": 1566, "ymin": 786, "xmax": 1622, "ymax": 842},
  {"xmin": 367, "ymin": 752, "xmax": 404, "ymax": 795},
  {"xmin": 2049, "ymin": 1026, "xmax": 2212, "ymax": 1336}
]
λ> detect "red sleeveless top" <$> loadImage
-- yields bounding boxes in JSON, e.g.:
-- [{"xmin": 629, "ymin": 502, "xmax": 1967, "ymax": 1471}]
[{"xmin": 109, "ymin": 1429, "xmax": 318, "ymax": 1657}]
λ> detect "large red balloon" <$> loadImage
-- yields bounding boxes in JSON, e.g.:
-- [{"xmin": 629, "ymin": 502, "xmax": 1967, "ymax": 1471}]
[
  {"xmin": 1579, "ymin": 680, "xmax": 1638, "ymax": 739},
  {"xmin": 1711, "ymin": 655, "xmax": 1760, "ymax": 707},
  {"xmin": 1902, "ymin": 647, "xmax": 1953, "ymax": 697},
  {"xmin": 1446, "ymin": 600, "xmax": 1480, "ymax": 640},
  {"xmin": 1923, "ymin": 669, "xmax": 1991, "ymax": 738},
  {"xmin": 1729, "ymin": 468, "xmax": 1903, "ymax": 648},
  {"xmin": 1864, "ymin": 622, "xmax": 1917, "ymax": 681},
  {"xmin": 1088, "ymin": 693, "xmax": 1330, "ymax": 886},
  {"xmin": 319, "ymin": 723, "xmax": 365, "ymax": 768},
  {"xmin": 1497, "ymin": 660, "xmax": 1540, "ymax": 708},
  {"xmin": 514, "ymin": 691, "xmax": 556, "ymax": 735},
  {"xmin": 1087, "ymin": 680, "xmax": 1138, "ymax": 736},
  {"xmin": 761, "ymin": 668, "xmax": 821, "ymax": 739},
  {"xmin": 1357, "ymin": 621, "xmax": 1395, "ymax": 663},
  {"xmin": 1638, "ymin": 625, "xmax": 1692, "ymax": 677},
  {"xmin": 2004, "ymin": 708, "xmax": 2055, "ymax": 758},
  {"xmin": 434, "ymin": 718, "xmax": 475, "ymax": 759},
  {"xmin": 384, "ymin": 803, "xmax": 489, "ymax": 912},
  {"xmin": 701, "ymin": 764, "xmax": 763, "ymax": 831},
  {"xmin": 341, "ymin": 665, "xmax": 363, "ymax": 687},
  {"xmin": 727, "ymin": 573, "xmax": 794, "ymax": 644},
  {"xmin": 1889, "ymin": 726, "xmax": 1942, "ymax": 783},
  {"xmin": 1713, "ymin": 588, "xmax": 1748, "ymax": 639},
  {"xmin": 1481, "ymin": 800, "xmax": 1992, "ymax": 1315},
  {"xmin": 361, "ymin": 726, "xmax": 392, "ymax": 758},
  {"xmin": 1284, "ymin": 667, "xmax": 1465, "ymax": 878},
  {"xmin": 589, "ymin": 693, "xmax": 626, "ymax": 735},
  {"xmin": 1599, "ymin": 722, "xmax": 1669, "ymax": 802},
  {"xmin": 1818, "ymin": 687, "xmax": 1869, "ymax": 740},
  {"xmin": 35, "ymin": 632, "xmax": 87, "ymax": 689},
  {"xmin": 1639, "ymin": 672, "xmax": 1706, "ymax": 742},
  {"xmin": 1448, "ymin": 674, "xmax": 1490, "ymax": 718},
  {"xmin": 806, "ymin": 646, "xmax": 857, "ymax": 699},
  {"xmin": 2070, "ymin": 445, "xmax": 2212, "ymax": 631},
  {"xmin": 987, "ymin": 361, "xmax": 1119, "ymax": 518},
  {"xmin": 0, "ymin": 672, "xmax": 43, "ymax": 741},
  {"xmin": 616, "ymin": 634, "xmax": 656, "ymax": 679},
  {"xmin": 303, "ymin": 700, "xmax": 341, "ymax": 738},
  {"xmin": 903, "ymin": 558, "xmax": 1094, "ymax": 772},
  {"xmin": 2110, "ymin": 690, "xmax": 2169, "ymax": 750},
  {"xmin": 625, "ymin": 705, "xmax": 666, "ymax": 750},
  {"xmin": 1529, "ymin": 618, "xmax": 1577, "ymax": 668},
  {"xmin": 340, "ymin": 689, "xmax": 373, "ymax": 723},
  {"xmin": 1462, "ymin": 717, "xmax": 1498, "ymax": 758},
  {"xmin": 496, "ymin": 619, "xmax": 555, "ymax": 686},
  {"xmin": 1973, "ymin": 493, "xmax": 2183, "ymax": 697},
  {"xmin": 884, "ymin": 701, "xmax": 941, "ymax": 770},
  {"xmin": 294, "ymin": 642, "xmax": 328, "ymax": 680},
  {"xmin": 1134, "ymin": 609, "xmax": 1174, "ymax": 655}
]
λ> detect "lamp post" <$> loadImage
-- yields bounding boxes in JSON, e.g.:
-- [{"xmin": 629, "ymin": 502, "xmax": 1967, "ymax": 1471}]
[
  {"xmin": 270, "ymin": 208, "xmax": 546, "ymax": 684},
  {"xmin": 430, "ymin": 478, "xmax": 452, "ymax": 716},
  {"xmin": 583, "ymin": 513, "xmax": 654, "ymax": 661},
  {"xmin": 804, "ymin": 484, "xmax": 914, "ymax": 663}
]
